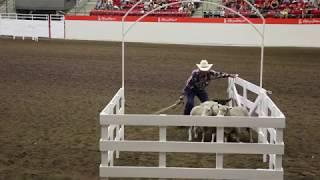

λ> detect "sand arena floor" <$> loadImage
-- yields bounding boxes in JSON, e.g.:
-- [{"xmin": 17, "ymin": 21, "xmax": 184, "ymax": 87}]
[{"xmin": 0, "ymin": 39, "xmax": 319, "ymax": 179}]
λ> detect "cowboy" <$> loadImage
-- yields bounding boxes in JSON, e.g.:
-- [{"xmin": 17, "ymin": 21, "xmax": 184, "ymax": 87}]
[{"xmin": 180, "ymin": 60, "xmax": 238, "ymax": 115}]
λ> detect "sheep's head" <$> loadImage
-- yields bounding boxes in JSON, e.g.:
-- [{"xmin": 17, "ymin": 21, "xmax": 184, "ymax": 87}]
[
  {"xmin": 217, "ymin": 104, "xmax": 231, "ymax": 116},
  {"xmin": 210, "ymin": 104, "xmax": 220, "ymax": 116},
  {"xmin": 201, "ymin": 106, "xmax": 213, "ymax": 116},
  {"xmin": 200, "ymin": 101, "xmax": 220, "ymax": 116}
]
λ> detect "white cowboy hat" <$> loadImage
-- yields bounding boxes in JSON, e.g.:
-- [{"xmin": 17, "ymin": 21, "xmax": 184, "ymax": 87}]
[{"xmin": 196, "ymin": 60, "xmax": 213, "ymax": 71}]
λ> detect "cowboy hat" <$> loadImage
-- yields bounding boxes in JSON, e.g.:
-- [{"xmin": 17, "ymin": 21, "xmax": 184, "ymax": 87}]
[{"xmin": 196, "ymin": 60, "xmax": 213, "ymax": 71}]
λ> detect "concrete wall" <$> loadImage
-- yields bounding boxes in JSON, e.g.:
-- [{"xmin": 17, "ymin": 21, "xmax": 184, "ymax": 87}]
[
  {"xmin": 65, "ymin": 20, "xmax": 320, "ymax": 47},
  {"xmin": 0, "ymin": 15, "xmax": 65, "ymax": 38},
  {"xmin": 0, "ymin": 19, "xmax": 49, "ymax": 37},
  {"xmin": 16, "ymin": 0, "xmax": 76, "ymax": 10}
]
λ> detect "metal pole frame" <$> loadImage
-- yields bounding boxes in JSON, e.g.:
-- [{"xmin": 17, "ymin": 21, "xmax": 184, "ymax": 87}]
[{"xmin": 121, "ymin": 0, "xmax": 266, "ymax": 95}]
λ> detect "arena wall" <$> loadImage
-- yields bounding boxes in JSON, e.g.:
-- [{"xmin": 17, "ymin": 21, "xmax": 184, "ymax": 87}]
[
  {"xmin": 0, "ymin": 14, "xmax": 65, "ymax": 39},
  {"xmin": 1, "ymin": 14, "xmax": 320, "ymax": 47},
  {"xmin": 0, "ymin": 18, "xmax": 49, "ymax": 37},
  {"xmin": 65, "ymin": 17, "xmax": 320, "ymax": 47}
]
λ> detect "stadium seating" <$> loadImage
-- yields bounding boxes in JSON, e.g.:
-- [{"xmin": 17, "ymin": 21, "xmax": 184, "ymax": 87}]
[
  {"xmin": 206, "ymin": 0, "xmax": 320, "ymax": 18},
  {"xmin": 91, "ymin": 0, "xmax": 320, "ymax": 18},
  {"xmin": 90, "ymin": 9, "xmax": 189, "ymax": 16},
  {"xmin": 91, "ymin": 0, "xmax": 194, "ymax": 17}
]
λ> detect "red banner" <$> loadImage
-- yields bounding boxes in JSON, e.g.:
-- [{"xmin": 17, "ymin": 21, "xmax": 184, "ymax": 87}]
[{"xmin": 65, "ymin": 16, "xmax": 320, "ymax": 24}]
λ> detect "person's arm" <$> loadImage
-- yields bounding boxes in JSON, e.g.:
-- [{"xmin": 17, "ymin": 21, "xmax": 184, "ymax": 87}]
[
  {"xmin": 181, "ymin": 70, "xmax": 197, "ymax": 95},
  {"xmin": 178, "ymin": 71, "xmax": 196, "ymax": 101},
  {"xmin": 209, "ymin": 69, "xmax": 237, "ymax": 80}
]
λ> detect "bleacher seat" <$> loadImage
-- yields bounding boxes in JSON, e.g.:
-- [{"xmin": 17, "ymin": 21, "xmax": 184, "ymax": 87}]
[{"xmin": 91, "ymin": 0, "xmax": 320, "ymax": 18}]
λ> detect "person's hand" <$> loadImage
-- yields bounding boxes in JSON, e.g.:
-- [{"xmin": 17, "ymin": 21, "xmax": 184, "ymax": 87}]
[
  {"xmin": 230, "ymin": 74, "xmax": 239, "ymax": 78},
  {"xmin": 179, "ymin": 95, "xmax": 184, "ymax": 101},
  {"xmin": 177, "ymin": 95, "xmax": 184, "ymax": 104}
]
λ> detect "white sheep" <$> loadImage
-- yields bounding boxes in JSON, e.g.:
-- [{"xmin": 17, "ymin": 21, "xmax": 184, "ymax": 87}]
[
  {"xmin": 189, "ymin": 101, "xmax": 218, "ymax": 142},
  {"xmin": 216, "ymin": 105, "xmax": 253, "ymax": 142}
]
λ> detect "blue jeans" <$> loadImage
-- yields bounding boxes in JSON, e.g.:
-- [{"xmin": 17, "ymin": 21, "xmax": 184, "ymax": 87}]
[{"xmin": 184, "ymin": 89, "xmax": 209, "ymax": 115}]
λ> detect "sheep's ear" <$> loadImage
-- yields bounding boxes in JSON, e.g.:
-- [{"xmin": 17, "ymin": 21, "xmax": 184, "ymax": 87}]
[{"xmin": 227, "ymin": 107, "xmax": 232, "ymax": 110}]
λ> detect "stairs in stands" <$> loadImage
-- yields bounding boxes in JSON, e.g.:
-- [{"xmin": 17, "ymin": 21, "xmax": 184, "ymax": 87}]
[
  {"xmin": 192, "ymin": 0, "xmax": 222, "ymax": 17},
  {"xmin": 0, "ymin": 0, "xmax": 15, "ymax": 13},
  {"xmin": 68, "ymin": 0, "xmax": 97, "ymax": 15}
]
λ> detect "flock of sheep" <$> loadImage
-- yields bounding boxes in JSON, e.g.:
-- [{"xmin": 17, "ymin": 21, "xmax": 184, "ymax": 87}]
[{"xmin": 189, "ymin": 100, "xmax": 253, "ymax": 143}]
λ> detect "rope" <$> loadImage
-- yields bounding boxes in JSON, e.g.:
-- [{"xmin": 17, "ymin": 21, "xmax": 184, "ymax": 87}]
[
  {"xmin": 153, "ymin": 99, "xmax": 184, "ymax": 114},
  {"xmin": 152, "ymin": 98, "xmax": 233, "ymax": 114}
]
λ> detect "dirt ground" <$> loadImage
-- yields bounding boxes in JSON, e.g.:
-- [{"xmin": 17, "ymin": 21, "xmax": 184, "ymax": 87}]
[{"xmin": 0, "ymin": 38, "xmax": 319, "ymax": 180}]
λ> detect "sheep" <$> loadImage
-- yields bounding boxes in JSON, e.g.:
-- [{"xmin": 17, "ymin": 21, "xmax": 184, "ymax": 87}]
[
  {"xmin": 189, "ymin": 101, "xmax": 218, "ymax": 142},
  {"xmin": 216, "ymin": 105, "xmax": 253, "ymax": 142},
  {"xmin": 211, "ymin": 98, "xmax": 232, "ymax": 106},
  {"xmin": 216, "ymin": 104, "xmax": 248, "ymax": 116},
  {"xmin": 189, "ymin": 101, "xmax": 219, "ymax": 142},
  {"xmin": 196, "ymin": 99, "xmax": 232, "ymax": 142},
  {"xmin": 200, "ymin": 101, "xmax": 219, "ymax": 115},
  {"xmin": 188, "ymin": 100, "xmax": 238, "ymax": 142}
]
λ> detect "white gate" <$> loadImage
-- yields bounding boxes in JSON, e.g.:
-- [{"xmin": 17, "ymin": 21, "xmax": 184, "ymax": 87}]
[
  {"xmin": 99, "ymin": 77, "xmax": 285, "ymax": 180},
  {"xmin": 0, "ymin": 13, "xmax": 65, "ymax": 39}
]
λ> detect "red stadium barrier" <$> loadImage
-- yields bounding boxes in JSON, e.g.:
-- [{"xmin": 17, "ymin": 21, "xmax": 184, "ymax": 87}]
[{"xmin": 65, "ymin": 15, "xmax": 320, "ymax": 24}]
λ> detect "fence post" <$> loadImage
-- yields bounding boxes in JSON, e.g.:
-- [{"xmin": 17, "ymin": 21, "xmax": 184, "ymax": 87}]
[
  {"xmin": 268, "ymin": 129, "xmax": 275, "ymax": 169},
  {"xmin": 275, "ymin": 128, "xmax": 283, "ymax": 170},
  {"xmin": 115, "ymin": 96, "xmax": 120, "ymax": 158},
  {"xmin": 243, "ymin": 83, "xmax": 247, "ymax": 108},
  {"xmin": 108, "ymin": 104, "xmax": 115, "ymax": 166},
  {"xmin": 216, "ymin": 127, "xmax": 224, "ymax": 169},
  {"xmin": 159, "ymin": 126, "xmax": 166, "ymax": 168},
  {"xmin": 258, "ymin": 92, "xmax": 268, "ymax": 162},
  {"xmin": 227, "ymin": 78, "xmax": 233, "ymax": 107},
  {"xmin": 121, "ymin": 88, "xmax": 125, "ymax": 142},
  {"xmin": 159, "ymin": 121, "xmax": 167, "ymax": 180},
  {"xmin": 101, "ymin": 125, "xmax": 109, "ymax": 165}
]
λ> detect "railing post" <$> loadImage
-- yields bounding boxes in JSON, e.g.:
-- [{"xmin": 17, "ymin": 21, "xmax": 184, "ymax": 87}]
[
  {"xmin": 262, "ymin": 128, "xmax": 268, "ymax": 163},
  {"xmin": 121, "ymin": 88, "xmax": 125, "ymax": 141},
  {"xmin": 269, "ymin": 129, "xmax": 275, "ymax": 169},
  {"xmin": 115, "ymin": 96, "xmax": 120, "ymax": 158},
  {"xmin": 260, "ymin": 93, "xmax": 268, "ymax": 162},
  {"xmin": 268, "ymin": 105, "xmax": 279, "ymax": 169},
  {"xmin": 108, "ymin": 104, "xmax": 115, "ymax": 166},
  {"xmin": 101, "ymin": 125, "xmax": 109, "ymax": 165},
  {"xmin": 108, "ymin": 151, "xmax": 114, "ymax": 166},
  {"xmin": 159, "ymin": 121, "xmax": 167, "ymax": 180},
  {"xmin": 227, "ymin": 78, "xmax": 233, "ymax": 107},
  {"xmin": 275, "ymin": 128, "xmax": 283, "ymax": 170},
  {"xmin": 121, "ymin": 88, "xmax": 125, "ymax": 114},
  {"xmin": 115, "ymin": 128, "xmax": 120, "ymax": 159},
  {"xmin": 232, "ymin": 85, "xmax": 242, "ymax": 106},
  {"xmin": 159, "ymin": 128, "xmax": 166, "ymax": 167},
  {"xmin": 243, "ymin": 83, "xmax": 247, "ymax": 108},
  {"xmin": 216, "ymin": 127, "xmax": 224, "ymax": 169},
  {"xmin": 159, "ymin": 132, "xmax": 167, "ymax": 166},
  {"xmin": 120, "ymin": 88, "xmax": 125, "ymax": 159}
]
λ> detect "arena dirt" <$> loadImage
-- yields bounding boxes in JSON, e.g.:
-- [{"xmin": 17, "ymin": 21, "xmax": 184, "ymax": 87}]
[{"xmin": 0, "ymin": 38, "xmax": 319, "ymax": 180}]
